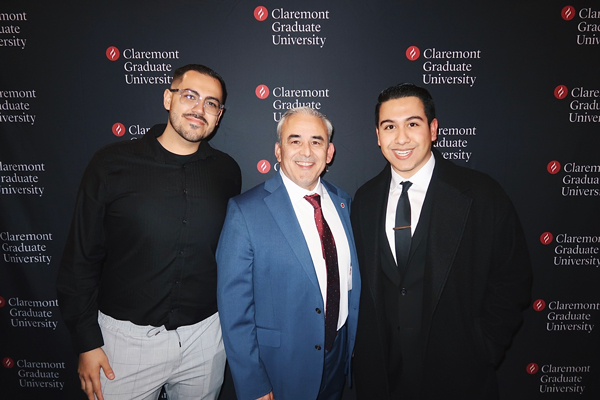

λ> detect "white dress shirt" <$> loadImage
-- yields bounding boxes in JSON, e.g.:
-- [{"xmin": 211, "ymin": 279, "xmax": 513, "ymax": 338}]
[
  {"xmin": 385, "ymin": 153, "xmax": 436, "ymax": 263},
  {"xmin": 280, "ymin": 170, "xmax": 351, "ymax": 330}
]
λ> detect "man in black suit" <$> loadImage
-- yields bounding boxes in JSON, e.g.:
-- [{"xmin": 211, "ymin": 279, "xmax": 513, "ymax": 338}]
[{"xmin": 351, "ymin": 83, "xmax": 532, "ymax": 399}]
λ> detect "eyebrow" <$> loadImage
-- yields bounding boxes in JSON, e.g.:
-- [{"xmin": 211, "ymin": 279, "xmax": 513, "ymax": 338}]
[
  {"xmin": 182, "ymin": 88, "xmax": 221, "ymax": 102},
  {"xmin": 379, "ymin": 115, "xmax": 424, "ymax": 127},
  {"xmin": 286, "ymin": 134, "xmax": 325, "ymax": 141}
]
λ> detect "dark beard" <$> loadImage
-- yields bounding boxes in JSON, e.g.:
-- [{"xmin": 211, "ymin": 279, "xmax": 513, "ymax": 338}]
[{"xmin": 169, "ymin": 111, "xmax": 209, "ymax": 143}]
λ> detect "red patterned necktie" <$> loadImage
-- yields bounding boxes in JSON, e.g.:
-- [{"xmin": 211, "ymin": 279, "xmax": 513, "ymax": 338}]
[{"xmin": 305, "ymin": 193, "xmax": 340, "ymax": 351}]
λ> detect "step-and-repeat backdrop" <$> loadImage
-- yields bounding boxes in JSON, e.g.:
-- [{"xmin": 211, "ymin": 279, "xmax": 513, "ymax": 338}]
[{"xmin": 1, "ymin": 1, "xmax": 599, "ymax": 399}]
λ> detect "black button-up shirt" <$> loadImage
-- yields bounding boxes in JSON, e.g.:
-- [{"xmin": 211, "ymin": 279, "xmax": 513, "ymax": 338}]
[{"xmin": 57, "ymin": 124, "xmax": 241, "ymax": 353}]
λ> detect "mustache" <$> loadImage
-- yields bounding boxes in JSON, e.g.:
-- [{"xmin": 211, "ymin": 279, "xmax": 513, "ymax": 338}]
[{"xmin": 183, "ymin": 113, "xmax": 207, "ymax": 124}]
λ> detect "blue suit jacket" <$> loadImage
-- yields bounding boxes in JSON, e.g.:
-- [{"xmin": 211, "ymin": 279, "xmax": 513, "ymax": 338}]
[{"xmin": 216, "ymin": 173, "xmax": 361, "ymax": 400}]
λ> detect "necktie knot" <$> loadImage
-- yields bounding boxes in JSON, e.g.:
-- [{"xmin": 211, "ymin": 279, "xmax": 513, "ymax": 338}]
[
  {"xmin": 304, "ymin": 193, "xmax": 322, "ymax": 209},
  {"xmin": 400, "ymin": 181, "xmax": 412, "ymax": 195}
]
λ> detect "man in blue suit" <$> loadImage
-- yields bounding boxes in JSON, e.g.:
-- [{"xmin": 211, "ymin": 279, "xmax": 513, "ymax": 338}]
[{"xmin": 217, "ymin": 107, "xmax": 361, "ymax": 400}]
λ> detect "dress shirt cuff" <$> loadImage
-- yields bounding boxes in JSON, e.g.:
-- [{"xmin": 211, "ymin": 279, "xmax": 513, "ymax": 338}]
[{"xmin": 71, "ymin": 323, "xmax": 104, "ymax": 354}]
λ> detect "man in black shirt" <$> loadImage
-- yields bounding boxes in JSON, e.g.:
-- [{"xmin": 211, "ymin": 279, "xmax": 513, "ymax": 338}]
[{"xmin": 57, "ymin": 64, "xmax": 241, "ymax": 400}]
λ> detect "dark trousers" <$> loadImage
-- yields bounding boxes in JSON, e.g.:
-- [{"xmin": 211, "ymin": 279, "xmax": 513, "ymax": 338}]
[{"xmin": 317, "ymin": 324, "xmax": 348, "ymax": 400}]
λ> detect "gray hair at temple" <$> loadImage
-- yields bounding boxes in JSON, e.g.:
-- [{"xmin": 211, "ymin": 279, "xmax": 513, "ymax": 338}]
[{"xmin": 276, "ymin": 107, "xmax": 334, "ymax": 143}]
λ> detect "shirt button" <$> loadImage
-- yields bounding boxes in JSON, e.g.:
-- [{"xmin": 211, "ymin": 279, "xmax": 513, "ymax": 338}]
[
  {"xmin": 401, "ymin": 288, "xmax": 407, "ymax": 296},
  {"xmin": 315, "ymin": 345, "xmax": 322, "ymax": 350},
  {"xmin": 183, "ymin": 189, "xmax": 187, "ymax": 194},
  {"xmin": 183, "ymin": 220, "xmax": 187, "ymax": 224},
  {"xmin": 315, "ymin": 308, "xmax": 322, "ymax": 314}
]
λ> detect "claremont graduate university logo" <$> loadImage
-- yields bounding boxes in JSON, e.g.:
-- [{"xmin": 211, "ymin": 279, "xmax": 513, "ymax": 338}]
[
  {"xmin": 106, "ymin": 46, "xmax": 120, "ymax": 61},
  {"xmin": 561, "ymin": 5, "xmax": 576, "ymax": 21},
  {"xmin": 526, "ymin": 363, "xmax": 539, "ymax": 375},
  {"xmin": 554, "ymin": 85, "xmax": 568, "ymax": 99},
  {"xmin": 255, "ymin": 85, "xmax": 270, "ymax": 99},
  {"xmin": 533, "ymin": 299, "xmax": 546, "ymax": 311},
  {"xmin": 257, "ymin": 160, "xmax": 271, "ymax": 174},
  {"xmin": 547, "ymin": 160, "xmax": 561, "ymax": 174},
  {"xmin": 254, "ymin": 6, "xmax": 268, "ymax": 21},
  {"xmin": 112, "ymin": 123, "xmax": 125, "ymax": 137},
  {"xmin": 540, "ymin": 232, "xmax": 554, "ymax": 245},
  {"xmin": 406, "ymin": 46, "xmax": 420, "ymax": 61},
  {"xmin": 3, "ymin": 357, "xmax": 14, "ymax": 369}
]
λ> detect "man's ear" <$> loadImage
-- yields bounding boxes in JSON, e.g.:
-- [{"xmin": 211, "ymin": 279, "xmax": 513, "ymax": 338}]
[
  {"xmin": 274, "ymin": 142, "xmax": 282, "ymax": 163},
  {"xmin": 163, "ymin": 89, "xmax": 173, "ymax": 111},
  {"xmin": 429, "ymin": 118, "xmax": 439, "ymax": 142},
  {"xmin": 326, "ymin": 143, "xmax": 335, "ymax": 164}
]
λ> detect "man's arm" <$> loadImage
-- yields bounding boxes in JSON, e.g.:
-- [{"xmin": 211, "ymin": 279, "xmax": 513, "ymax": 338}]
[
  {"xmin": 56, "ymin": 154, "xmax": 114, "ymax": 398},
  {"xmin": 57, "ymin": 153, "xmax": 108, "ymax": 353},
  {"xmin": 216, "ymin": 199, "xmax": 273, "ymax": 400},
  {"xmin": 482, "ymin": 198, "xmax": 532, "ymax": 366}
]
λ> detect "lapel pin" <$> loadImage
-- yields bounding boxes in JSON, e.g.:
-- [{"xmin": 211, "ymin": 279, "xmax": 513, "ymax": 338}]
[{"xmin": 341, "ymin": 203, "xmax": 345, "ymax": 208}]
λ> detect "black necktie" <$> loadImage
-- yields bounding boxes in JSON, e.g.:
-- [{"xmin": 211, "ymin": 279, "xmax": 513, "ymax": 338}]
[
  {"xmin": 305, "ymin": 193, "xmax": 340, "ymax": 351},
  {"xmin": 394, "ymin": 181, "xmax": 412, "ymax": 274}
]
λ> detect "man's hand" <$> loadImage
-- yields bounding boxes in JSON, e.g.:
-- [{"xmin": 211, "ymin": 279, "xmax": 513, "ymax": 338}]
[
  {"xmin": 256, "ymin": 392, "xmax": 274, "ymax": 400},
  {"xmin": 78, "ymin": 348, "xmax": 115, "ymax": 400}
]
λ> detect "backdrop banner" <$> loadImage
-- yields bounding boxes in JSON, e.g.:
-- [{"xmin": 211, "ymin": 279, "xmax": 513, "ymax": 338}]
[{"xmin": 1, "ymin": 1, "xmax": 598, "ymax": 399}]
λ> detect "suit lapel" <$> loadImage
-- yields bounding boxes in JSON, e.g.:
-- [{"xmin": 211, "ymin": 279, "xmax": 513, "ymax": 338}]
[
  {"xmin": 406, "ymin": 180, "xmax": 434, "ymax": 265},
  {"xmin": 263, "ymin": 174, "xmax": 321, "ymax": 292},
  {"xmin": 324, "ymin": 182, "xmax": 353, "ymax": 250},
  {"xmin": 359, "ymin": 167, "xmax": 398, "ymax": 295},
  {"xmin": 324, "ymin": 182, "xmax": 362, "ymax": 293},
  {"xmin": 421, "ymin": 164, "xmax": 472, "ymax": 344}
]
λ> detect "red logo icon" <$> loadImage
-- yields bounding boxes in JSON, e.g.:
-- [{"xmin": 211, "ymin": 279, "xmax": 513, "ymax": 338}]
[
  {"xmin": 257, "ymin": 160, "xmax": 271, "ymax": 174},
  {"xmin": 406, "ymin": 46, "xmax": 420, "ymax": 61},
  {"xmin": 554, "ymin": 85, "xmax": 568, "ymax": 99},
  {"xmin": 106, "ymin": 46, "xmax": 120, "ymax": 61},
  {"xmin": 540, "ymin": 232, "xmax": 553, "ymax": 245},
  {"xmin": 0, "ymin": 296, "xmax": 5, "ymax": 308},
  {"xmin": 112, "ymin": 123, "xmax": 125, "ymax": 137},
  {"xmin": 526, "ymin": 363, "xmax": 539, "ymax": 374},
  {"xmin": 533, "ymin": 299, "xmax": 546, "ymax": 311},
  {"xmin": 254, "ymin": 6, "xmax": 268, "ymax": 21},
  {"xmin": 561, "ymin": 6, "xmax": 575, "ymax": 21},
  {"xmin": 255, "ymin": 85, "xmax": 270, "ymax": 99},
  {"xmin": 2, "ymin": 357, "xmax": 14, "ymax": 369},
  {"xmin": 547, "ymin": 160, "xmax": 561, "ymax": 174}
]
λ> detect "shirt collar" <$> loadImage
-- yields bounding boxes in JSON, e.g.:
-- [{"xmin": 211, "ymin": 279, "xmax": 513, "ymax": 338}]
[
  {"xmin": 389, "ymin": 151, "xmax": 436, "ymax": 193},
  {"xmin": 146, "ymin": 124, "xmax": 216, "ymax": 164},
  {"xmin": 280, "ymin": 169, "xmax": 324, "ymax": 200}
]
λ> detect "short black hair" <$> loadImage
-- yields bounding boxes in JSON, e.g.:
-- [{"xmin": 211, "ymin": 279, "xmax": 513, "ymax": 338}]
[
  {"xmin": 375, "ymin": 83, "xmax": 436, "ymax": 127},
  {"xmin": 172, "ymin": 64, "xmax": 227, "ymax": 104}
]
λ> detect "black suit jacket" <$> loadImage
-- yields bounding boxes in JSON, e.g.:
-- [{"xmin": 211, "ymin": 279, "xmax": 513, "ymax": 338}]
[{"xmin": 351, "ymin": 151, "xmax": 532, "ymax": 399}]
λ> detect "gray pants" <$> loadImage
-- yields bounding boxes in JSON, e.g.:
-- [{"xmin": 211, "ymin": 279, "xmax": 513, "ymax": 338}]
[{"xmin": 98, "ymin": 311, "xmax": 226, "ymax": 400}]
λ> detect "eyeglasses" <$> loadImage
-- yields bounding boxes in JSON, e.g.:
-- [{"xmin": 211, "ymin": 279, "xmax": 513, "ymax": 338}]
[{"xmin": 168, "ymin": 88, "xmax": 224, "ymax": 116}]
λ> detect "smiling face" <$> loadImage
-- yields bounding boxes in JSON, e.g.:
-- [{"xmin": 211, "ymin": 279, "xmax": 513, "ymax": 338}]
[
  {"xmin": 376, "ymin": 96, "xmax": 438, "ymax": 179},
  {"xmin": 275, "ymin": 113, "xmax": 335, "ymax": 191},
  {"xmin": 161, "ymin": 71, "xmax": 223, "ymax": 154}
]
